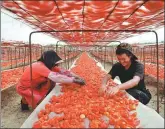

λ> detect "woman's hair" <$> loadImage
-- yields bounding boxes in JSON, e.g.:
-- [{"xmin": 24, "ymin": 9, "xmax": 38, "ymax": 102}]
[
  {"xmin": 116, "ymin": 48, "xmax": 132, "ymax": 56},
  {"xmin": 115, "ymin": 43, "xmax": 138, "ymax": 61},
  {"xmin": 38, "ymin": 50, "xmax": 62, "ymax": 69},
  {"xmin": 116, "ymin": 48, "xmax": 137, "ymax": 61}
]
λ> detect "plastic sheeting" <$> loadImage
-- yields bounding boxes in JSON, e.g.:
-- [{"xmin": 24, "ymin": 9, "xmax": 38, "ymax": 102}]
[{"xmin": 2, "ymin": 1, "xmax": 165, "ymax": 44}]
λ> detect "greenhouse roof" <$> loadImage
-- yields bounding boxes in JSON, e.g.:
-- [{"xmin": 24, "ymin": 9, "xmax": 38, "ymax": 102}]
[{"xmin": 2, "ymin": 0, "xmax": 164, "ymax": 45}]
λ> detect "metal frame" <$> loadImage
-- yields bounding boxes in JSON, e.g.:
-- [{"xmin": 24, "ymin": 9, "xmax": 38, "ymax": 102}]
[
  {"xmin": 56, "ymin": 40, "xmax": 67, "ymax": 52},
  {"xmin": 29, "ymin": 29, "xmax": 159, "ymax": 113}
]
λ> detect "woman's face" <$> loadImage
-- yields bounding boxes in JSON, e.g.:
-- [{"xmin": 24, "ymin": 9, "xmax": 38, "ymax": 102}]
[{"xmin": 116, "ymin": 53, "xmax": 131, "ymax": 67}]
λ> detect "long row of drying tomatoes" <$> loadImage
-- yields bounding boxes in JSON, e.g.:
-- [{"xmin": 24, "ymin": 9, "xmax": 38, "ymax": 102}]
[
  {"xmin": 1, "ymin": 56, "xmax": 164, "ymax": 90},
  {"xmin": 33, "ymin": 53, "xmax": 140, "ymax": 128}
]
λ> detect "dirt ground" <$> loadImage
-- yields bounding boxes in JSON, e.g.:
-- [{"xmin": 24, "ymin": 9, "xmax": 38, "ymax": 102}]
[
  {"xmin": 1, "ymin": 86, "xmax": 33, "ymax": 128},
  {"xmin": 1, "ymin": 55, "xmax": 164, "ymax": 128}
]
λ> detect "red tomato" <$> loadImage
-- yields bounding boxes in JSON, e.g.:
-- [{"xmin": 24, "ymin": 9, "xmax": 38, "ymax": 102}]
[
  {"xmin": 32, "ymin": 121, "xmax": 42, "ymax": 128},
  {"xmin": 99, "ymin": 122, "xmax": 109, "ymax": 128}
]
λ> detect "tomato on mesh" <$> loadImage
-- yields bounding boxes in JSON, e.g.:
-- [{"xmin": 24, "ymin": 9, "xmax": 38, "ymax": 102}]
[
  {"xmin": 32, "ymin": 53, "xmax": 141, "ymax": 128},
  {"xmin": 32, "ymin": 121, "xmax": 42, "ymax": 128}
]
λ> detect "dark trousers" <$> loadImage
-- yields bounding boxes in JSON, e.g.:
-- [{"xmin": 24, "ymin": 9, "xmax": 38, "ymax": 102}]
[{"xmin": 126, "ymin": 89, "xmax": 152, "ymax": 105}]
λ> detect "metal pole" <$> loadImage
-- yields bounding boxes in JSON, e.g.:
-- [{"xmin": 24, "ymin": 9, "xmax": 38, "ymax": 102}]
[
  {"xmin": 7, "ymin": 48, "xmax": 10, "ymax": 60},
  {"xmin": 27, "ymin": 47, "xmax": 29, "ymax": 64},
  {"xmin": 152, "ymin": 31, "xmax": 159, "ymax": 113},
  {"xmin": 10, "ymin": 48, "xmax": 13, "ymax": 69},
  {"xmin": 104, "ymin": 46, "xmax": 106, "ymax": 69},
  {"xmin": 64, "ymin": 45, "xmax": 67, "ymax": 69},
  {"xmin": 112, "ymin": 47, "xmax": 114, "ymax": 65},
  {"xmin": 15, "ymin": 47, "xmax": 17, "ymax": 68},
  {"xmin": 35, "ymin": 47, "xmax": 37, "ymax": 60},
  {"xmin": 41, "ymin": 45, "xmax": 43, "ymax": 55},
  {"xmin": 19, "ymin": 46, "xmax": 21, "ymax": 59},
  {"xmin": 56, "ymin": 41, "xmax": 59, "ymax": 53},
  {"xmin": 29, "ymin": 29, "xmax": 159, "ymax": 111},
  {"xmin": 21, "ymin": 48, "xmax": 23, "ymax": 67},
  {"xmin": 23, "ymin": 46, "xmax": 26, "ymax": 72},
  {"xmin": 107, "ymin": 47, "xmax": 109, "ymax": 63},
  {"xmin": 143, "ymin": 47, "xmax": 145, "ymax": 76},
  {"xmin": 153, "ymin": 47, "xmax": 156, "ymax": 64},
  {"xmin": 56, "ymin": 40, "xmax": 67, "ymax": 53},
  {"xmin": 140, "ymin": 48, "xmax": 143, "ymax": 62},
  {"xmin": 29, "ymin": 33, "xmax": 34, "ymax": 109},
  {"xmin": 71, "ymin": 47, "xmax": 73, "ymax": 65},
  {"xmin": 67, "ymin": 46, "xmax": 70, "ymax": 69}
]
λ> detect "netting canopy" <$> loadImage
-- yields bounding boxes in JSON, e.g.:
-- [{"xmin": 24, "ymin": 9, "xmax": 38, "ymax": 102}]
[{"xmin": 2, "ymin": 0, "xmax": 164, "ymax": 45}]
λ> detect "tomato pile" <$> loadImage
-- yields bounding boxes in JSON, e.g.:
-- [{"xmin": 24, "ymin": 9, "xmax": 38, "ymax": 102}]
[
  {"xmin": 145, "ymin": 63, "xmax": 164, "ymax": 80},
  {"xmin": 1, "ymin": 67, "xmax": 24, "ymax": 89},
  {"xmin": 145, "ymin": 57, "xmax": 164, "ymax": 66},
  {"xmin": 33, "ymin": 53, "xmax": 140, "ymax": 128}
]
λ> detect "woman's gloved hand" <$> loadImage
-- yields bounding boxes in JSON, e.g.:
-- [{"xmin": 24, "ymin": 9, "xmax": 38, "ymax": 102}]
[
  {"xmin": 74, "ymin": 76, "xmax": 83, "ymax": 80},
  {"xmin": 73, "ymin": 78, "xmax": 86, "ymax": 86}
]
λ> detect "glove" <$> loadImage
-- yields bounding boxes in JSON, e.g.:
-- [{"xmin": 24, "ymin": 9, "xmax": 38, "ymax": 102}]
[
  {"xmin": 74, "ymin": 76, "xmax": 83, "ymax": 80},
  {"xmin": 75, "ymin": 76, "xmax": 80, "ymax": 79},
  {"xmin": 73, "ymin": 78, "xmax": 86, "ymax": 86}
]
